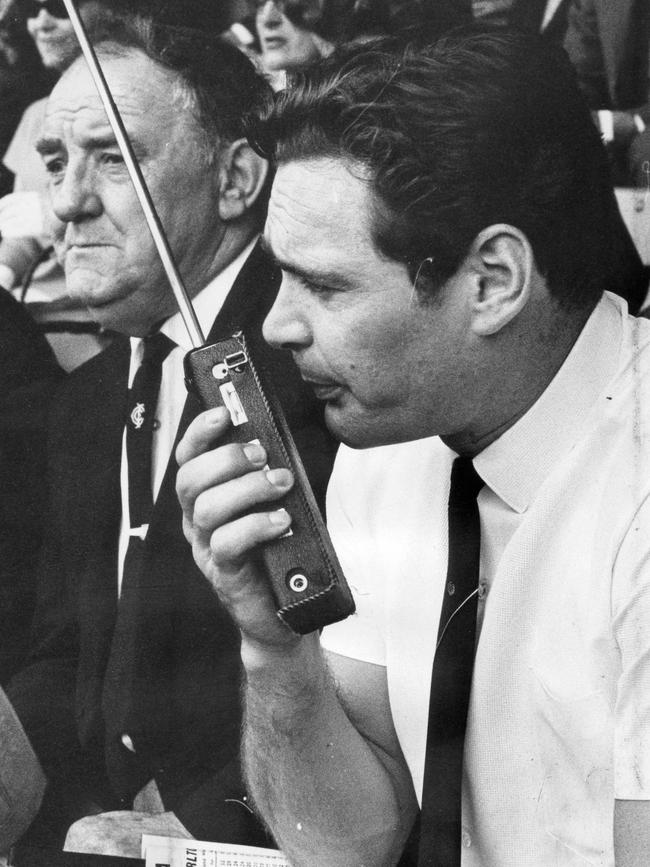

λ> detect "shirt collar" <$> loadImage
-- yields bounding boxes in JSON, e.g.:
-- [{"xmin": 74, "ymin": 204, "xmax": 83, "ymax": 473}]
[
  {"xmin": 474, "ymin": 292, "xmax": 625, "ymax": 513},
  {"xmin": 160, "ymin": 237, "xmax": 258, "ymax": 352},
  {"xmin": 129, "ymin": 237, "xmax": 258, "ymax": 368}
]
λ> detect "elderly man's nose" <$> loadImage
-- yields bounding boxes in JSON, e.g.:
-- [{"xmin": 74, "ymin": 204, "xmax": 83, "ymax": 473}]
[{"xmin": 52, "ymin": 168, "xmax": 102, "ymax": 222}]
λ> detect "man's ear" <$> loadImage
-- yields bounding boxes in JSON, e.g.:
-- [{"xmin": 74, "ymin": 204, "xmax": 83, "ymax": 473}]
[
  {"xmin": 466, "ymin": 224, "xmax": 534, "ymax": 336},
  {"xmin": 217, "ymin": 139, "xmax": 269, "ymax": 221}
]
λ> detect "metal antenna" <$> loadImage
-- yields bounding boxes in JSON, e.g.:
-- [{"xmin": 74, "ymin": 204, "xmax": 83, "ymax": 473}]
[{"xmin": 62, "ymin": 0, "xmax": 205, "ymax": 347}]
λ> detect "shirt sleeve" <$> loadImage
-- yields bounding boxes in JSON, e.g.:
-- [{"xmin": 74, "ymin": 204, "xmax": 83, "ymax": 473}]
[
  {"xmin": 612, "ymin": 492, "xmax": 650, "ymax": 799},
  {"xmin": 4, "ymin": 106, "xmax": 33, "ymax": 178},
  {"xmin": 0, "ymin": 685, "xmax": 46, "ymax": 849},
  {"xmin": 320, "ymin": 450, "xmax": 387, "ymax": 666},
  {"xmin": 3, "ymin": 100, "xmax": 47, "ymax": 191}
]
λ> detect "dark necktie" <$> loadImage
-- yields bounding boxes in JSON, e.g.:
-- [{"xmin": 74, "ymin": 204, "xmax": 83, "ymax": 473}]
[
  {"xmin": 125, "ymin": 332, "xmax": 175, "ymax": 537},
  {"xmin": 102, "ymin": 331, "xmax": 174, "ymax": 800},
  {"xmin": 418, "ymin": 456, "xmax": 484, "ymax": 866}
]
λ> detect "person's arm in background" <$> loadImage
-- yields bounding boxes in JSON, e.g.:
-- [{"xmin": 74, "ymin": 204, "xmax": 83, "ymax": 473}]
[
  {"xmin": 176, "ymin": 408, "xmax": 418, "ymax": 867},
  {"xmin": 0, "ymin": 99, "xmax": 53, "ymax": 291},
  {"xmin": 4, "ymin": 359, "xmax": 119, "ymax": 847},
  {"xmin": 563, "ymin": 0, "xmax": 610, "ymax": 107},
  {"xmin": 564, "ymin": 0, "xmax": 648, "ymax": 155},
  {"xmin": 0, "ymin": 192, "xmax": 49, "ymax": 292},
  {"xmin": 0, "ymin": 686, "xmax": 46, "ymax": 851}
]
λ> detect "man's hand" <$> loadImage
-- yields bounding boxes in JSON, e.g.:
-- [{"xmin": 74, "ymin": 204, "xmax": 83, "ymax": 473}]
[
  {"xmin": 63, "ymin": 810, "xmax": 192, "ymax": 857},
  {"xmin": 0, "ymin": 192, "xmax": 48, "ymax": 243},
  {"xmin": 176, "ymin": 406, "xmax": 301, "ymax": 656}
]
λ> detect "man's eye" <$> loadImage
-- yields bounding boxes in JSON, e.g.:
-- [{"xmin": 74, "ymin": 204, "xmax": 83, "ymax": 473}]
[
  {"xmin": 306, "ymin": 281, "xmax": 337, "ymax": 296},
  {"xmin": 101, "ymin": 152, "xmax": 125, "ymax": 166},
  {"xmin": 43, "ymin": 157, "xmax": 66, "ymax": 179}
]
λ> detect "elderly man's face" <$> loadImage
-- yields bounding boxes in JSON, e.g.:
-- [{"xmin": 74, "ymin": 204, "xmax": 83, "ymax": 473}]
[
  {"xmin": 262, "ymin": 158, "xmax": 478, "ymax": 449},
  {"xmin": 39, "ymin": 48, "xmax": 225, "ymax": 336}
]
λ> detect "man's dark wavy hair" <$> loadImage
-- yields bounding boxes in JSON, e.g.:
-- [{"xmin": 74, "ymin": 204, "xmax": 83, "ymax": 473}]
[{"xmin": 248, "ymin": 29, "xmax": 623, "ymax": 309}]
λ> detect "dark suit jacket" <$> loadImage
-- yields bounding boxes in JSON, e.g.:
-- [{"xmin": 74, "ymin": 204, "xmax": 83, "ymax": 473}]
[
  {"xmin": 7, "ymin": 245, "xmax": 337, "ymax": 845},
  {"xmin": 563, "ymin": 0, "xmax": 650, "ymax": 109},
  {"xmin": 0, "ymin": 290, "xmax": 63, "ymax": 685}
]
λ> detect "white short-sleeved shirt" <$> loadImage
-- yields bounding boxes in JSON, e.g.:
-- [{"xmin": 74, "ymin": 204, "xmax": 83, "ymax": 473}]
[{"xmin": 321, "ymin": 291, "xmax": 650, "ymax": 866}]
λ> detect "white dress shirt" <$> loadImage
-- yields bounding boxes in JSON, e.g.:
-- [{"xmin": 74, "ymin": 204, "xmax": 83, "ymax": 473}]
[
  {"xmin": 117, "ymin": 239, "xmax": 257, "ymax": 592},
  {"xmin": 322, "ymin": 292, "xmax": 650, "ymax": 865}
]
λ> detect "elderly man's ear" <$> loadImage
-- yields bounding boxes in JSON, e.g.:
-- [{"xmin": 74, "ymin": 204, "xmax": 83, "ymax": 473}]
[{"xmin": 217, "ymin": 139, "xmax": 269, "ymax": 220}]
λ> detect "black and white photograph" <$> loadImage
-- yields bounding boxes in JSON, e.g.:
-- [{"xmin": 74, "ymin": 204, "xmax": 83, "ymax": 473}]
[{"xmin": 0, "ymin": 0, "xmax": 649, "ymax": 865}]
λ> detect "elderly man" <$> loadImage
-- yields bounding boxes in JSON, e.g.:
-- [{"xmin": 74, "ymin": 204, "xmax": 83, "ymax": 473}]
[
  {"xmin": 177, "ymin": 30, "xmax": 650, "ymax": 867},
  {"xmin": 5, "ymin": 13, "xmax": 334, "ymax": 857}
]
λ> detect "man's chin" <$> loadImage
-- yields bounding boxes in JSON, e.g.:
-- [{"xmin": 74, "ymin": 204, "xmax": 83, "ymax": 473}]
[
  {"xmin": 66, "ymin": 291, "xmax": 124, "ymax": 333},
  {"xmin": 324, "ymin": 403, "xmax": 419, "ymax": 450}
]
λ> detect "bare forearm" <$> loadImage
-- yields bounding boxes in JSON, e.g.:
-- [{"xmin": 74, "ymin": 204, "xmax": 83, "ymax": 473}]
[
  {"xmin": 175, "ymin": 414, "xmax": 416, "ymax": 863},
  {"xmin": 242, "ymin": 635, "xmax": 413, "ymax": 867}
]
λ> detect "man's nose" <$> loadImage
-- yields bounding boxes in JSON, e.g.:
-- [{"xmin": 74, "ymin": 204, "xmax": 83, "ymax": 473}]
[
  {"xmin": 258, "ymin": 1, "xmax": 283, "ymax": 27},
  {"xmin": 31, "ymin": 8, "xmax": 54, "ymax": 27},
  {"xmin": 262, "ymin": 279, "xmax": 312, "ymax": 351},
  {"xmin": 52, "ymin": 163, "xmax": 102, "ymax": 223}
]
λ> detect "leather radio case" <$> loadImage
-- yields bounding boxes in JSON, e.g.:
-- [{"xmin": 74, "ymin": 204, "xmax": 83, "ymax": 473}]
[{"xmin": 184, "ymin": 332, "xmax": 355, "ymax": 635}]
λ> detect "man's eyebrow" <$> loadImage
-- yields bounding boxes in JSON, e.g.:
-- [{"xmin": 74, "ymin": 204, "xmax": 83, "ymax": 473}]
[
  {"xmin": 36, "ymin": 137, "xmax": 62, "ymax": 156},
  {"xmin": 260, "ymin": 234, "xmax": 354, "ymax": 290},
  {"xmin": 36, "ymin": 132, "xmax": 123, "ymax": 156}
]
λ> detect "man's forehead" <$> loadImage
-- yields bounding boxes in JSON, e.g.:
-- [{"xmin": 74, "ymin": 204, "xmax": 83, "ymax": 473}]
[
  {"xmin": 44, "ymin": 47, "xmax": 179, "ymax": 134},
  {"xmin": 268, "ymin": 158, "xmax": 373, "ymax": 241},
  {"xmin": 265, "ymin": 158, "xmax": 378, "ymax": 277}
]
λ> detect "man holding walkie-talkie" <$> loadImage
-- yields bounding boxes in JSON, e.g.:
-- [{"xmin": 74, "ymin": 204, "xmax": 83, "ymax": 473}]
[{"xmin": 178, "ymin": 28, "xmax": 650, "ymax": 867}]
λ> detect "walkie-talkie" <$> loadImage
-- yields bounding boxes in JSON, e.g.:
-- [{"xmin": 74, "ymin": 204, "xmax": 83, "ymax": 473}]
[{"xmin": 63, "ymin": 0, "xmax": 355, "ymax": 634}]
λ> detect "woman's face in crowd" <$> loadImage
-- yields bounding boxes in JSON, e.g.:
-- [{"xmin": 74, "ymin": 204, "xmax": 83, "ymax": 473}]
[
  {"xmin": 256, "ymin": 0, "xmax": 326, "ymax": 71},
  {"xmin": 26, "ymin": 0, "xmax": 78, "ymax": 69},
  {"xmin": 26, "ymin": 0, "xmax": 102, "ymax": 70}
]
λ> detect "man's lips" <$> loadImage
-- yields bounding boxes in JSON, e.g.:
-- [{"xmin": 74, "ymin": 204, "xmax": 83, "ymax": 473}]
[
  {"xmin": 262, "ymin": 36, "xmax": 286, "ymax": 48},
  {"xmin": 65, "ymin": 242, "xmax": 113, "ymax": 254},
  {"xmin": 301, "ymin": 377, "xmax": 343, "ymax": 400},
  {"xmin": 67, "ymin": 241, "xmax": 111, "ymax": 247}
]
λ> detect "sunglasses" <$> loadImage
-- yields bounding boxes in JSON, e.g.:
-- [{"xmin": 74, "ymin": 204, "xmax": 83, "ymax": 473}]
[
  {"xmin": 23, "ymin": 0, "xmax": 69, "ymax": 19},
  {"xmin": 255, "ymin": 0, "xmax": 322, "ymax": 29}
]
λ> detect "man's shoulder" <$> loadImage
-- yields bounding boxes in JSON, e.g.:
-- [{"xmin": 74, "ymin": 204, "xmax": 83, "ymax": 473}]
[
  {"xmin": 48, "ymin": 337, "xmax": 130, "ymax": 431},
  {"xmin": 0, "ymin": 291, "xmax": 62, "ymax": 391},
  {"xmin": 207, "ymin": 241, "xmax": 280, "ymax": 341}
]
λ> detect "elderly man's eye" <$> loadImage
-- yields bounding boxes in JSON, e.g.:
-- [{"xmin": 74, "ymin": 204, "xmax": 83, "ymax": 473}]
[
  {"xmin": 43, "ymin": 157, "xmax": 66, "ymax": 179},
  {"xmin": 101, "ymin": 152, "xmax": 125, "ymax": 166}
]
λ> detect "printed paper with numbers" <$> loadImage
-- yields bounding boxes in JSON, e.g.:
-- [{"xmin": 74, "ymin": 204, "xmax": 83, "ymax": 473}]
[{"xmin": 141, "ymin": 834, "xmax": 290, "ymax": 867}]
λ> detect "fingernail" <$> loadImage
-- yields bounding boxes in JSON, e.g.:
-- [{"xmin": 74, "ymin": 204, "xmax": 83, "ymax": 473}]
[
  {"xmin": 266, "ymin": 468, "xmax": 292, "ymax": 488},
  {"xmin": 243, "ymin": 443, "xmax": 266, "ymax": 466},
  {"xmin": 269, "ymin": 508, "xmax": 290, "ymax": 526}
]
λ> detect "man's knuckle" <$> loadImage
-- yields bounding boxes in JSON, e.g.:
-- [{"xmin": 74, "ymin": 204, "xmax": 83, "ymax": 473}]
[{"xmin": 192, "ymin": 493, "xmax": 219, "ymax": 532}]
